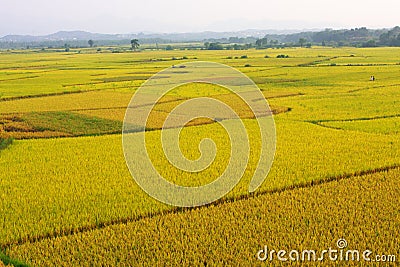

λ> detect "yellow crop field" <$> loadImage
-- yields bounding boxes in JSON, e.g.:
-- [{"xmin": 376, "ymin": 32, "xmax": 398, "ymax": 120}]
[
  {"xmin": 6, "ymin": 167, "xmax": 399, "ymax": 266},
  {"xmin": 0, "ymin": 47, "xmax": 399, "ymax": 266},
  {"xmin": 0, "ymin": 119, "xmax": 398, "ymax": 246},
  {"xmin": 320, "ymin": 116, "xmax": 400, "ymax": 134}
]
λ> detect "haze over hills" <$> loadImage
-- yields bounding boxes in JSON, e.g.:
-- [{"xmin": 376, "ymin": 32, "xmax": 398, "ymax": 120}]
[
  {"xmin": 1, "ymin": 27, "xmax": 399, "ymax": 49},
  {"xmin": 0, "ymin": 29, "xmax": 309, "ymax": 43}
]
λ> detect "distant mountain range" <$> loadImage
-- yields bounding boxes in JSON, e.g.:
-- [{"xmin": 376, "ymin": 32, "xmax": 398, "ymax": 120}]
[
  {"xmin": 1, "ymin": 27, "xmax": 399, "ymax": 48},
  {"xmin": 0, "ymin": 29, "xmax": 310, "ymax": 43}
]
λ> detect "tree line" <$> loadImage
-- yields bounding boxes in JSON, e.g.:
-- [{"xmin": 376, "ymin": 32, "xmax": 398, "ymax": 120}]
[
  {"xmin": 203, "ymin": 26, "xmax": 400, "ymax": 50},
  {"xmin": 1, "ymin": 27, "xmax": 400, "ymax": 50}
]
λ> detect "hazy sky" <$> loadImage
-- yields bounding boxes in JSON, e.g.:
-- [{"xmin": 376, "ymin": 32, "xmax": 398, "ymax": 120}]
[{"xmin": 0, "ymin": 0, "xmax": 399, "ymax": 36}]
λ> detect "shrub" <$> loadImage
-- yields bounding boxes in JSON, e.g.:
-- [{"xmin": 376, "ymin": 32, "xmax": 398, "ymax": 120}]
[{"xmin": 0, "ymin": 137, "xmax": 13, "ymax": 151}]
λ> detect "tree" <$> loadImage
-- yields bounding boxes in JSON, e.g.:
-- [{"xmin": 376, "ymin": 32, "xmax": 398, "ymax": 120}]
[
  {"xmin": 362, "ymin": 40, "xmax": 377, "ymax": 47},
  {"xmin": 255, "ymin": 37, "xmax": 268, "ymax": 48},
  {"xmin": 298, "ymin": 38, "xmax": 307, "ymax": 47},
  {"xmin": 131, "ymin": 39, "xmax": 140, "ymax": 51},
  {"xmin": 205, "ymin": 42, "xmax": 223, "ymax": 50},
  {"xmin": 64, "ymin": 43, "xmax": 70, "ymax": 52},
  {"xmin": 233, "ymin": 44, "xmax": 243, "ymax": 50},
  {"xmin": 379, "ymin": 26, "xmax": 400, "ymax": 46},
  {"xmin": 88, "ymin": 39, "xmax": 94, "ymax": 47},
  {"xmin": 229, "ymin": 37, "xmax": 240, "ymax": 43},
  {"xmin": 244, "ymin": 43, "xmax": 253, "ymax": 49}
]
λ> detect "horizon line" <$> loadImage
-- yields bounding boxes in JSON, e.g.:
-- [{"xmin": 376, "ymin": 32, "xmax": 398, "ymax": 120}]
[{"xmin": 2, "ymin": 25, "xmax": 399, "ymax": 38}]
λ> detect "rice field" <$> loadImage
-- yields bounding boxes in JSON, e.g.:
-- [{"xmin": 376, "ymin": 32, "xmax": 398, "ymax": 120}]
[{"xmin": 0, "ymin": 46, "xmax": 399, "ymax": 266}]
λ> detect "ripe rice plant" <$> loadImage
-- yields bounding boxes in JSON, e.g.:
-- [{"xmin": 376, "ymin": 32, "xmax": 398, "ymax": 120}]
[
  {"xmin": 320, "ymin": 116, "xmax": 400, "ymax": 135},
  {"xmin": 0, "ymin": 118, "xmax": 399, "ymax": 248},
  {"xmin": 1, "ymin": 47, "xmax": 400, "ymax": 265},
  {"xmin": 6, "ymin": 168, "xmax": 399, "ymax": 266}
]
